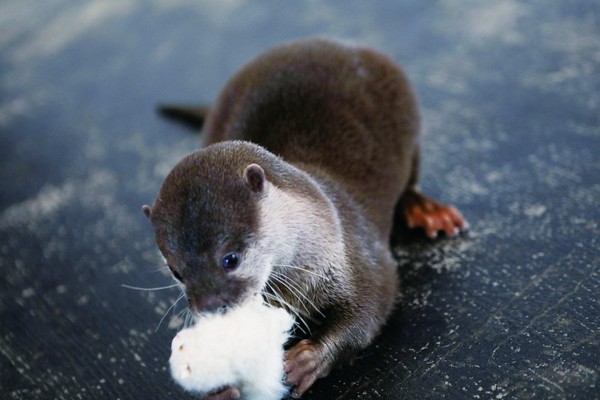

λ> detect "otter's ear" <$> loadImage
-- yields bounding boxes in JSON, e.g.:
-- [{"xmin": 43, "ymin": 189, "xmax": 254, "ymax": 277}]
[
  {"xmin": 142, "ymin": 205, "xmax": 152, "ymax": 218},
  {"xmin": 243, "ymin": 164, "xmax": 265, "ymax": 193}
]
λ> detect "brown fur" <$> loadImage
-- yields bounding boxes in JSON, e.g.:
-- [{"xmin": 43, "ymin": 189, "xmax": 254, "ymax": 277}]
[
  {"xmin": 144, "ymin": 38, "xmax": 465, "ymax": 398},
  {"xmin": 202, "ymin": 39, "xmax": 419, "ymax": 236}
]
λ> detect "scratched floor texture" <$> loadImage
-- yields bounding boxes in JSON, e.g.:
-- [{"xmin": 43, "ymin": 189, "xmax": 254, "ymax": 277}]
[{"xmin": 1, "ymin": 1, "xmax": 599, "ymax": 399}]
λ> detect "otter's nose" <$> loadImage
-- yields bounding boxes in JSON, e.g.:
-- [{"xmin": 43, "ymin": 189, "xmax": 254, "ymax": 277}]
[{"xmin": 187, "ymin": 294, "xmax": 226, "ymax": 313}]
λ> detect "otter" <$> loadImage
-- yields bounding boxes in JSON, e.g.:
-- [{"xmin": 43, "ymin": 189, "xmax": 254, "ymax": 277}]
[{"xmin": 142, "ymin": 38, "xmax": 466, "ymax": 399}]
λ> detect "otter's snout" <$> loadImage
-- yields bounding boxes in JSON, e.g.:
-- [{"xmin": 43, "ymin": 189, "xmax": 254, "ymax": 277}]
[{"xmin": 187, "ymin": 294, "xmax": 227, "ymax": 314}]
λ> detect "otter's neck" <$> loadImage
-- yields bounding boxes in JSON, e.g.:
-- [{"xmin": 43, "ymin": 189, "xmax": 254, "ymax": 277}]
[{"xmin": 258, "ymin": 179, "xmax": 345, "ymax": 281}]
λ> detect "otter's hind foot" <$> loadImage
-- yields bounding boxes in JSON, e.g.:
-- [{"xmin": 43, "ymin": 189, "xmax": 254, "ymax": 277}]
[{"xmin": 399, "ymin": 188, "xmax": 467, "ymax": 239}]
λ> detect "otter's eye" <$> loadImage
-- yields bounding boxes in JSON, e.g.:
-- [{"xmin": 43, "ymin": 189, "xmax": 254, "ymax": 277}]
[
  {"xmin": 222, "ymin": 253, "xmax": 239, "ymax": 270},
  {"xmin": 168, "ymin": 265, "xmax": 183, "ymax": 282}
]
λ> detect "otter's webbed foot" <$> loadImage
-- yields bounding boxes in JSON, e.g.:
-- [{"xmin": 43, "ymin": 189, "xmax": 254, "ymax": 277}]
[
  {"xmin": 400, "ymin": 188, "xmax": 468, "ymax": 239},
  {"xmin": 284, "ymin": 339, "xmax": 332, "ymax": 398}
]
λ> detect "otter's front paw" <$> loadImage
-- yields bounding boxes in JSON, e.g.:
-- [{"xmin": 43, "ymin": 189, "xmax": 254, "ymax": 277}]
[{"xmin": 284, "ymin": 340, "xmax": 332, "ymax": 398}]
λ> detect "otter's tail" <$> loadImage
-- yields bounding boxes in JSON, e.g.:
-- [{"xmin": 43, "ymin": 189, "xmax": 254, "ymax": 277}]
[{"xmin": 158, "ymin": 105, "xmax": 210, "ymax": 131}]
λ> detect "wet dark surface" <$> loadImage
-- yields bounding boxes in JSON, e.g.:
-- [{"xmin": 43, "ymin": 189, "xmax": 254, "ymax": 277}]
[{"xmin": 1, "ymin": 1, "xmax": 599, "ymax": 399}]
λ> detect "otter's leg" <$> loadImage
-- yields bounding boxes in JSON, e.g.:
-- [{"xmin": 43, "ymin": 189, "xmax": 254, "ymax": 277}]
[
  {"xmin": 284, "ymin": 311, "xmax": 384, "ymax": 398},
  {"xmin": 285, "ymin": 253, "xmax": 397, "ymax": 397},
  {"xmin": 397, "ymin": 148, "xmax": 468, "ymax": 239},
  {"xmin": 285, "ymin": 301, "xmax": 395, "ymax": 397}
]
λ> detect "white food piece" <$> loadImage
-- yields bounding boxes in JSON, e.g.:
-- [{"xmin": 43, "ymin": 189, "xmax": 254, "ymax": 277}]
[{"xmin": 169, "ymin": 297, "xmax": 294, "ymax": 400}]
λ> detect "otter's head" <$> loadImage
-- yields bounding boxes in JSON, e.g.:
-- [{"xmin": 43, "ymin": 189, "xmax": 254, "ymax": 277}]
[{"xmin": 142, "ymin": 144, "xmax": 272, "ymax": 314}]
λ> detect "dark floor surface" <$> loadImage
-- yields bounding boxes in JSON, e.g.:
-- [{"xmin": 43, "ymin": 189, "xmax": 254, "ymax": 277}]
[{"xmin": 1, "ymin": 1, "xmax": 599, "ymax": 399}]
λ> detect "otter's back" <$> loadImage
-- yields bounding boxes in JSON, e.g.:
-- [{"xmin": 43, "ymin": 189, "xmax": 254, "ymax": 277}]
[{"xmin": 203, "ymin": 39, "xmax": 420, "ymax": 231}]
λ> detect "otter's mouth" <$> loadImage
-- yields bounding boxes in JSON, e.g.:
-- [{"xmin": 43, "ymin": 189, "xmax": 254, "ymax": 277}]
[
  {"xmin": 188, "ymin": 296, "xmax": 231, "ymax": 316},
  {"xmin": 190, "ymin": 306, "xmax": 230, "ymax": 322}
]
